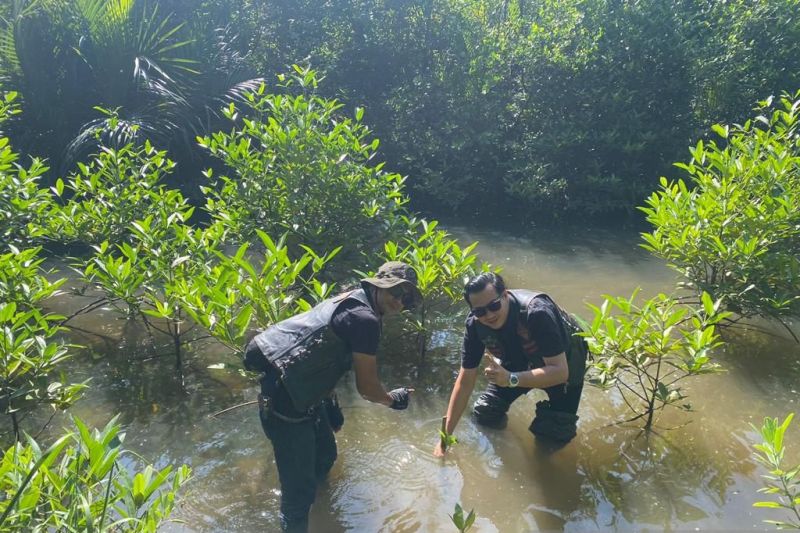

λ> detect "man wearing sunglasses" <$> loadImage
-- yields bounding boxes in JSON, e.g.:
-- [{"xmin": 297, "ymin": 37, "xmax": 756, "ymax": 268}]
[
  {"xmin": 244, "ymin": 261, "xmax": 422, "ymax": 532},
  {"xmin": 434, "ymin": 272, "xmax": 587, "ymax": 456}
]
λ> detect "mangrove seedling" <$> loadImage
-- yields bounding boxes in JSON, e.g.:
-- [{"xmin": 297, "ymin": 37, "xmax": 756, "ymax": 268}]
[
  {"xmin": 751, "ymin": 413, "xmax": 800, "ymax": 529},
  {"xmin": 450, "ymin": 503, "xmax": 476, "ymax": 533}
]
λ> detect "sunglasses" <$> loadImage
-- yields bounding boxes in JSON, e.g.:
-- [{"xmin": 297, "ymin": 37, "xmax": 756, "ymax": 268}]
[
  {"xmin": 388, "ymin": 285, "xmax": 416, "ymax": 310},
  {"xmin": 470, "ymin": 296, "xmax": 503, "ymax": 317}
]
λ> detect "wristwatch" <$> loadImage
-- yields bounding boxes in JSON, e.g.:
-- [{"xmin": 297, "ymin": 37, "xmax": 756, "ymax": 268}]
[{"xmin": 508, "ymin": 372, "xmax": 519, "ymax": 388}]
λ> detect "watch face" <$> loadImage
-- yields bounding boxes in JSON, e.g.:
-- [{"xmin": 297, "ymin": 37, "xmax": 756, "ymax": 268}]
[{"xmin": 509, "ymin": 373, "xmax": 518, "ymax": 386}]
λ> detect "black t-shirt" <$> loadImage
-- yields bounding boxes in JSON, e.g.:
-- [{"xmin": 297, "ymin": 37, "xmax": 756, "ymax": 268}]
[
  {"xmin": 329, "ymin": 297, "xmax": 381, "ymax": 355},
  {"xmin": 461, "ymin": 293, "xmax": 567, "ymax": 370}
]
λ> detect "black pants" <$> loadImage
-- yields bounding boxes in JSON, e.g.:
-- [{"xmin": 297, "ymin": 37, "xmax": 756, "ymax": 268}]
[
  {"xmin": 473, "ymin": 381, "xmax": 583, "ymax": 428},
  {"xmin": 260, "ymin": 401, "xmax": 337, "ymax": 533}
]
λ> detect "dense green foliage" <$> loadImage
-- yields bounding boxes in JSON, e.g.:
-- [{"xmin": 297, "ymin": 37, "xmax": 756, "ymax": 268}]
[
  {"xmin": 579, "ymin": 290, "xmax": 728, "ymax": 429},
  {"xmin": 0, "ymin": 92, "xmax": 49, "ymax": 245},
  {"xmin": 199, "ymin": 67, "xmax": 407, "ymax": 254},
  {"xmin": 642, "ymin": 92, "xmax": 800, "ymax": 332},
  {"xmin": 376, "ymin": 218, "xmax": 495, "ymax": 356},
  {"xmin": 0, "ymin": 0, "xmax": 259, "ymax": 176},
  {"xmin": 4, "ymin": 0, "xmax": 800, "ymax": 219},
  {"xmin": 0, "ymin": 247, "xmax": 86, "ymax": 442},
  {"xmin": 229, "ymin": 0, "xmax": 800, "ymax": 220},
  {"xmin": 752, "ymin": 413, "xmax": 800, "ymax": 529},
  {"xmin": 0, "ymin": 416, "xmax": 190, "ymax": 531}
]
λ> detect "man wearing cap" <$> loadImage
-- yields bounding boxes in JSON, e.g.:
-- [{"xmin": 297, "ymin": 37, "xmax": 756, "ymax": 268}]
[
  {"xmin": 243, "ymin": 261, "xmax": 422, "ymax": 532},
  {"xmin": 434, "ymin": 272, "xmax": 587, "ymax": 457}
]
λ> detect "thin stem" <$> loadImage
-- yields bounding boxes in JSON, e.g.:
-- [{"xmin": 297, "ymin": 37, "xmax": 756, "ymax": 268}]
[
  {"xmin": 775, "ymin": 316, "xmax": 799, "ymax": 344},
  {"xmin": 57, "ymin": 297, "xmax": 111, "ymax": 326},
  {"xmin": 209, "ymin": 400, "xmax": 259, "ymax": 418},
  {"xmin": 98, "ymin": 462, "xmax": 116, "ymax": 531}
]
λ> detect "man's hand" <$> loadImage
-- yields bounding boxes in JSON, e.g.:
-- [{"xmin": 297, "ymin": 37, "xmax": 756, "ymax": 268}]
[
  {"xmin": 433, "ymin": 440, "xmax": 446, "ymax": 457},
  {"xmin": 388, "ymin": 387, "xmax": 414, "ymax": 410},
  {"xmin": 484, "ymin": 354, "xmax": 510, "ymax": 387}
]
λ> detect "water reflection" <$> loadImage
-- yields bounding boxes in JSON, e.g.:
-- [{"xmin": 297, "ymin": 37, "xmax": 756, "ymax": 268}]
[{"xmin": 32, "ymin": 225, "xmax": 800, "ymax": 531}]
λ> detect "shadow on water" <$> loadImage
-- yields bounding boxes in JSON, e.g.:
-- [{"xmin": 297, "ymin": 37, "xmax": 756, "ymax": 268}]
[{"xmin": 26, "ymin": 224, "xmax": 800, "ymax": 531}]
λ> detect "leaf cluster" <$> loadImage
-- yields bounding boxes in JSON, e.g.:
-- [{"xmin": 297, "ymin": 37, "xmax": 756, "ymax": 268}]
[
  {"xmin": 0, "ymin": 416, "xmax": 191, "ymax": 532},
  {"xmin": 0, "ymin": 92, "xmax": 51, "ymax": 246},
  {"xmin": 449, "ymin": 502, "xmax": 476, "ymax": 533},
  {"xmin": 751, "ymin": 413, "xmax": 800, "ymax": 529},
  {"xmin": 199, "ymin": 66, "xmax": 408, "ymax": 255},
  {"xmin": 641, "ymin": 92, "xmax": 800, "ymax": 323},
  {"xmin": 579, "ymin": 290, "xmax": 729, "ymax": 429}
]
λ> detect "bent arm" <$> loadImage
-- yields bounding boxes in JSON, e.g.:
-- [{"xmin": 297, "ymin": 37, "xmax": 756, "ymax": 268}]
[
  {"xmin": 516, "ymin": 352, "xmax": 569, "ymax": 389},
  {"xmin": 352, "ymin": 352, "xmax": 392, "ymax": 406}
]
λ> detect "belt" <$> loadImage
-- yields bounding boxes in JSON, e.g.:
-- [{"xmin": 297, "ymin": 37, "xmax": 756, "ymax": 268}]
[{"xmin": 258, "ymin": 394, "xmax": 316, "ymax": 423}]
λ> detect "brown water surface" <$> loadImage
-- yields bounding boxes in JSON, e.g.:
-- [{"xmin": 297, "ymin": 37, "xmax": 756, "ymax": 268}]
[{"xmin": 42, "ymin": 226, "xmax": 800, "ymax": 531}]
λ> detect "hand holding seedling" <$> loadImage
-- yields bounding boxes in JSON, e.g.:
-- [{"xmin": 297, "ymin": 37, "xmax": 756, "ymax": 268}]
[
  {"xmin": 435, "ymin": 416, "xmax": 458, "ymax": 457},
  {"xmin": 483, "ymin": 353, "xmax": 509, "ymax": 387}
]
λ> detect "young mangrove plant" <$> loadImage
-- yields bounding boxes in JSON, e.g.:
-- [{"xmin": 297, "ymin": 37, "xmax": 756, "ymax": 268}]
[
  {"xmin": 579, "ymin": 290, "xmax": 729, "ymax": 430},
  {"xmin": 751, "ymin": 413, "xmax": 800, "ymax": 529},
  {"xmin": 450, "ymin": 503, "xmax": 476, "ymax": 533},
  {"xmin": 175, "ymin": 230, "xmax": 339, "ymax": 366},
  {"xmin": 377, "ymin": 217, "xmax": 495, "ymax": 358},
  {"xmin": 48, "ymin": 138, "xmax": 186, "ymax": 247},
  {"xmin": 0, "ymin": 91, "xmax": 51, "ymax": 246},
  {"xmin": 198, "ymin": 65, "xmax": 408, "ymax": 255},
  {"xmin": 0, "ymin": 247, "xmax": 86, "ymax": 442},
  {"xmin": 0, "ymin": 415, "xmax": 191, "ymax": 531},
  {"xmin": 641, "ymin": 91, "xmax": 800, "ymax": 340}
]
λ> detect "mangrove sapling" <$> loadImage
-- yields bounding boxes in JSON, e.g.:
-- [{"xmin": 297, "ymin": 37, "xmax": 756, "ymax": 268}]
[
  {"xmin": 640, "ymin": 91, "xmax": 800, "ymax": 340},
  {"xmin": 450, "ymin": 503, "xmax": 476, "ymax": 533},
  {"xmin": 175, "ymin": 230, "xmax": 339, "ymax": 369},
  {"xmin": 198, "ymin": 66, "xmax": 408, "ymax": 255},
  {"xmin": 0, "ymin": 416, "xmax": 191, "ymax": 531},
  {"xmin": 752, "ymin": 413, "xmax": 800, "ymax": 529},
  {"xmin": 439, "ymin": 416, "xmax": 458, "ymax": 453},
  {"xmin": 0, "ymin": 91, "xmax": 52, "ymax": 247},
  {"xmin": 0, "ymin": 247, "xmax": 86, "ymax": 441},
  {"xmin": 132, "ymin": 216, "xmax": 218, "ymax": 372},
  {"xmin": 72, "ymin": 241, "xmax": 147, "ymax": 319},
  {"xmin": 579, "ymin": 290, "xmax": 729, "ymax": 430},
  {"xmin": 375, "ymin": 217, "xmax": 496, "ymax": 358},
  {"xmin": 47, "ymin": 138, "xmax": 187, "ymax": 248}
]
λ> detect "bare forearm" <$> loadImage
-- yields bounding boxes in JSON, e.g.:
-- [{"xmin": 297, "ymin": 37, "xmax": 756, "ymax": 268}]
[
  {"xmin": 352, "ymin": 352, "xmax": 392, "ymax": 406},
  {"xmin": 444, "ymin": 369, "xmax": 477, "ymax": 434},
  {"xmin": 358, "ymin": 382, "xmax": 391, "ymax": 406}
]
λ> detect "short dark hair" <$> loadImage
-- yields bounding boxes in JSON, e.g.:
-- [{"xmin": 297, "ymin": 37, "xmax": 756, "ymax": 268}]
[{"xmin": 463, "ymin": 272, "xmax": 506, "ymax": 305}]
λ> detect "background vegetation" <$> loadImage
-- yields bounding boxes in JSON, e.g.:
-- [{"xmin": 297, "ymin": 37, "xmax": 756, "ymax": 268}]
[{"xmin": 2, "ymin": 0, "xmax": 799, "ymax": 221}]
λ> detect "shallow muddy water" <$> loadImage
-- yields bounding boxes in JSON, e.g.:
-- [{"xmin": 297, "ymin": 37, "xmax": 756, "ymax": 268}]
[{"xmin": 41, "ymin": 226, "xmax": 800, "ymax": 531}]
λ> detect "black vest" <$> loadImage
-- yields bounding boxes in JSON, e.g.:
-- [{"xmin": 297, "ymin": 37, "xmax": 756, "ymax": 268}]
[
  {"xmin": 475, "ymin": 289, "xmax": 587, "ymax": 387},
  {"xmin": 250, "ymin": 289, "xmax": 372, "ymax": 411}
]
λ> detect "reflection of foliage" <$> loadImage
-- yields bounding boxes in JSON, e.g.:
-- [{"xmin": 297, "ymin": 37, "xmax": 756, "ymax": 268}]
[
  {"xmin": 579, "ymin": 428, "xmax": 747, "ymax": 528},
  {"xmin": 579, "ymin": 290, "xmax": 728, "ymax": 430},
  {"xmin": 0, "ymin": 416, "xmax": 190, "ymax": 531},
  {"xmin": 751, "ymin": 413, "xmax": 800, "ymax": 529},
  {"xmin": 641, "ymin": 92, "xmax": 800, "ymax": 339}
]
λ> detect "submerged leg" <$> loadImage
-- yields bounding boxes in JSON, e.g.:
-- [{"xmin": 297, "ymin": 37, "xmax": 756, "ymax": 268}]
[{"xmin": 472, "ymin": 383, "xmax": 528, "ymax": 429}]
